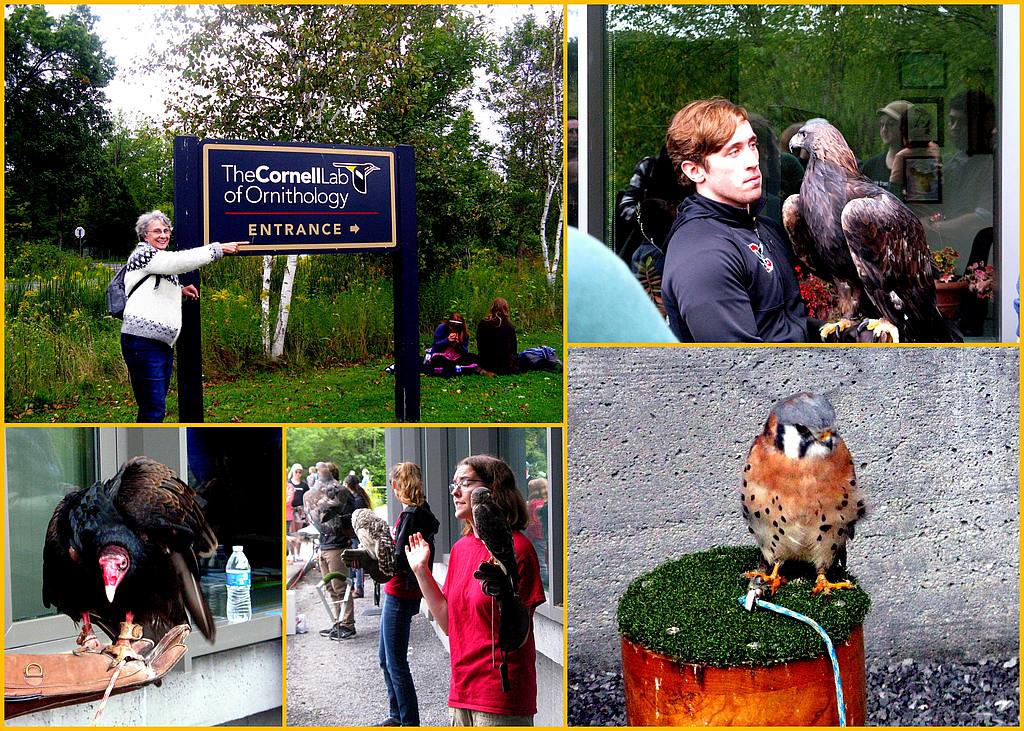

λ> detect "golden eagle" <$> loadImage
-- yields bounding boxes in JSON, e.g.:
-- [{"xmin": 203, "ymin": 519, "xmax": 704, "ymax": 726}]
[{"xmin": 784, "ymin": 122, "xmax": 961, "ymax": 342}]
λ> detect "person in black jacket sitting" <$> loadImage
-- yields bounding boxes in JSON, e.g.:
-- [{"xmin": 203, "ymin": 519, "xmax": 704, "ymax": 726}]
[{"xmin": 476, "ymin": 298, "xmax": 520, "ymax": 375}]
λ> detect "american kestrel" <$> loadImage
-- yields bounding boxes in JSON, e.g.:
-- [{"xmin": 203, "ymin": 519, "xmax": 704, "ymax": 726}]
[{"xmin": 741, "ymin": 392, "xmax": 866, "ymax": 595}]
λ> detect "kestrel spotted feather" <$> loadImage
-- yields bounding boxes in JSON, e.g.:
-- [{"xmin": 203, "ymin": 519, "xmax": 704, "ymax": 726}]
[{"xmin": 741, "ymin": 392, "xmax": 866, "ymax": 595}]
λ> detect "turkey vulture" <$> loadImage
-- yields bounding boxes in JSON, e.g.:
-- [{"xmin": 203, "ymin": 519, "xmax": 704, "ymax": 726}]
[
  {"xmin": 784, "ymin": 121, "xmax": 961, "ymax": 342},
  {"xmin": 43, "ymin": 457, "xmax": 217, "ymax": 664}
]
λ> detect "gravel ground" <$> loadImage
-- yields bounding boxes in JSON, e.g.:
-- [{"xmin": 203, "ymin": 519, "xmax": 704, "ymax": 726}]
[
  {"xmin": 286, "ymin": 555, "xmax": 451, "ymax": 727},
  {"xmin": 569, "ymin": 655, "xmax": 1020, "ymax": 726}
]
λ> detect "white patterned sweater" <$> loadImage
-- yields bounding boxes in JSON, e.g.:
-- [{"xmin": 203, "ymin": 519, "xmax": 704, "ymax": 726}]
[{"xmin": 121, "ymin": 242, "xmax": 224, "ymax": 346}]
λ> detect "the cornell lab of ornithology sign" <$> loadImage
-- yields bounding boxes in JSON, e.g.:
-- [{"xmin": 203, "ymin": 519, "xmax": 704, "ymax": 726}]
[{"xmin": 174, "ymin": 137, "xmax": 420, "ymax": 421}]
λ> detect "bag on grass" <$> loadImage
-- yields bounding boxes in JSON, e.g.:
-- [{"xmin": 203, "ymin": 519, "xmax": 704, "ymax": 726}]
[{"xmin": 518, "ymin": 346, "xmax": 562, "ymax": 373}]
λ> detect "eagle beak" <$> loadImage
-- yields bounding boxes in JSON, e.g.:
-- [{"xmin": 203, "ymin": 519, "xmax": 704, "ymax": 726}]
[{"xmin": 789, "ymin": 132, "xmax": 804, "ymax": 152}]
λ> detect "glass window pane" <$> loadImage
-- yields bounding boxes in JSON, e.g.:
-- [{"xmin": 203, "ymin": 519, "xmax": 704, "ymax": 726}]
[
  {"xmin": 6, "ymin": 428, "xmax": 97, "ymax": 622},
  {"xmin": 185, "ymin": 427, "xmax": 283, "ymax": 619},
  {"xmin": 606, "ymin": 4, "xmax": 1000, "ymax": 339},
  {"xmin": 523, "ymin": 428, "xmax": 551, "ymax": 594}
]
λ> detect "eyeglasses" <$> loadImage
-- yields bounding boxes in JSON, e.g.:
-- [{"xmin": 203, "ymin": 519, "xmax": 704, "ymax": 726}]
[
  {"xmin": 449, "ymin": 479, "xmax": 484, "ymax": 495},
  {"xmin": 147, "ymin": 227, "xmax": 172, "ymax": 235}
]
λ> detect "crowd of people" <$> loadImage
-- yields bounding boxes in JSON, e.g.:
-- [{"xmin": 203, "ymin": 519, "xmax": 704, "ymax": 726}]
[{"xmin": 286, "ymin": 455, "xmax": 547, "ymax": 726}]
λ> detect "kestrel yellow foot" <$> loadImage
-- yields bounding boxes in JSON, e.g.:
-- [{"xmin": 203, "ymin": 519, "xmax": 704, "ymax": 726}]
[
  {"xmin": 812, "ymin": 574, "xmax": 855, "ymax": 595},
  {"xmin": 744, "ymin": 563, "xmax": 785, "ymax": 595},
  {"xmin": 819, "ymin": 318, "xmax": 857, "ymax": 341},
  {"xmin": 865, "ymin": 318, "xmax": 900, "ymax": 343}
]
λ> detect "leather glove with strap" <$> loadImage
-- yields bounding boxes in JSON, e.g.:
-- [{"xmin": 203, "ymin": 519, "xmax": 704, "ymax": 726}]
[
  {"xmin": 474, "ymin": 562, "xmax": 530, "ymax": 652},
  {"xmin": 4, "ymin": 624, "xmax": 190, "ymax": 720}
]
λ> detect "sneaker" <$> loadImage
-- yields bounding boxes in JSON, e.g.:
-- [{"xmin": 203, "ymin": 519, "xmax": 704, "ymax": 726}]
[
  {"xmin": 319, "ymin": 624, "xmax": 340, "ymax": 638},
  {"xmin": 336, "ymin": 626, "xmax": 356, "ymax": 640},
  {"xmin": 374, "ymin": 718, "xmax": 400, "ymax": 727}
]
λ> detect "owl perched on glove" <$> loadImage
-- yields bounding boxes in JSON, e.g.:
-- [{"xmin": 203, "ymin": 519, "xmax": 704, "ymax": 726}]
[{"xmin": 741, "ymin": 392, "xmax": 866, "ymax": 595}]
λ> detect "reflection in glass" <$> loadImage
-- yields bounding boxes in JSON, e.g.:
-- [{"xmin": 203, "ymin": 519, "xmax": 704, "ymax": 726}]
[
  {"xmin": 604, "ymin": 4, "xmax": 999, "ymax": 337},
  {"xmin": 6, "ymin": 428, "xmax": 96, "ymax": 622}
]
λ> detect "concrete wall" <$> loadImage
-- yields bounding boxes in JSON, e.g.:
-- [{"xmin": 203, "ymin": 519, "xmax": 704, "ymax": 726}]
[
  {"xmin": 8, "ymin": 639, "xmax": 281, "ymax": 726},
  {"xmin": 568, "ymin": 347, "xmax": 1019, "ymax": 671}
]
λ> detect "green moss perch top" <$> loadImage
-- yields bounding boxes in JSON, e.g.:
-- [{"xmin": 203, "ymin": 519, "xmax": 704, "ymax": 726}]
[{"xmin": 617, "ymin": 545, "xmax": 871, "ymax": 667}]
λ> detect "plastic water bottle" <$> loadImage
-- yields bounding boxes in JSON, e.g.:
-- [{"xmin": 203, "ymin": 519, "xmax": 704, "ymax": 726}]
[{"xmin": 225, "ymin": 545, "xmax": 252, "ymax": 623}]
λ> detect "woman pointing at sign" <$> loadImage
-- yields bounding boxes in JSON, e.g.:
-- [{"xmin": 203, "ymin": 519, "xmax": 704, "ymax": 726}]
[{"xmin": 120, "ymin": 209, "xmax": 242, "ymax": 422}]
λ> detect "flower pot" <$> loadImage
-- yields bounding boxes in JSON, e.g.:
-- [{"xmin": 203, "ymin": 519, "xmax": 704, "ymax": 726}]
[
  {"xmin": 622, "ymin": 625, "xmax": 866, "ymax": 726},
  {"xmin": 935, "ymin": 279, "xmax": 968, "ymax": 319}
]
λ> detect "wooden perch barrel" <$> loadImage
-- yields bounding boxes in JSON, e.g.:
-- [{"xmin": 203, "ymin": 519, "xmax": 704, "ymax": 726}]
[{"xmin": 622, "ymin": 625, "xmax": 866, "ymax": 726}]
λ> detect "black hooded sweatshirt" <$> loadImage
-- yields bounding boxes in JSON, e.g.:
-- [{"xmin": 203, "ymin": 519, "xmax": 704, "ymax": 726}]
[{"xmin": 661, "ymin": 193, "xmax": 808, "ymax": 342}]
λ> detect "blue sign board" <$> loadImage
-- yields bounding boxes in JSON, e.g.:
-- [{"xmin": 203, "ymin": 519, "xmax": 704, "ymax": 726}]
[{"xmin": 201, "ymin": 141, "xmax": 397, "ymax": 254}]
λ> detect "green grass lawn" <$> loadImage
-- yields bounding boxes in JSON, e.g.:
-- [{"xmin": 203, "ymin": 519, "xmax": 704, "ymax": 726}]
[{"xmin": 6, "ymin": 340, "xmax": 564, "ymax": 424}]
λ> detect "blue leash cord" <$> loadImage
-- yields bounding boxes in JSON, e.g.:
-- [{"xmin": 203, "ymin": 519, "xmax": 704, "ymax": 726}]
[{"xmin": 737, "ymin": 594, "xmax": 847, "ymax": 727}]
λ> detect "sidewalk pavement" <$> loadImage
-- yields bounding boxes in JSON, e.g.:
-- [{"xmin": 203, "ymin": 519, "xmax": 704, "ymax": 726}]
[{"xmin": 286, "ymin": 556, "xmax": 451, "ymax": 727}]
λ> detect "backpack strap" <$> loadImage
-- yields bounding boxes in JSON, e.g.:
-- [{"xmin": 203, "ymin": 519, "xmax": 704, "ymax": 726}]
[{"xmin": 126, "ymin": 273, "xmax": 155, "ymax": 301}]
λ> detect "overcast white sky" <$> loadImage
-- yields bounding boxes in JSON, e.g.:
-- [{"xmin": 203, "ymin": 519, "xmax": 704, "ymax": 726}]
[{"xmin": 45, "ymin": 4, "xmax": 556, "ymax": 144}]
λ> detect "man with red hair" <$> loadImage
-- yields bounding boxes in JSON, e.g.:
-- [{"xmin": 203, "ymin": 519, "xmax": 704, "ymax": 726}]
[{"xmin": 661, "ymin": 98, "xmax": 809, "ymax": 342}]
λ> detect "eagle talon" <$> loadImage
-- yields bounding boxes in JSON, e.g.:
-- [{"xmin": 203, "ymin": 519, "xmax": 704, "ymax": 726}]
[
  {"xmin": 812, "ymin": 574, "xmax": 855, "ymax": 595},
  {"xmin": 818, "ymin": 318, "xmax": 857, "ymax": 342},
  {"xmin": 865, "ymin": 318, "xmax": 900, "ymax": 343}
]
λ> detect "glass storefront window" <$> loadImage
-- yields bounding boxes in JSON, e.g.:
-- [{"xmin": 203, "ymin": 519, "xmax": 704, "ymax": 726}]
[
  {"xmin": 185, "ymin": 427, "xmax": 283, "ymax": 619},
  {"xmin": 6, "ymin": 428, "xmax": 97, "ymax": 622},
  {"xmin": 580, "ymin": 4, "xmax": 1007, "ymax": 340}
]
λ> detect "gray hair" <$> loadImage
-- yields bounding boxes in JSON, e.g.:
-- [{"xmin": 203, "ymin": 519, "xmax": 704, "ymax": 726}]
[{"xmin": 135, "ymin": 210, "xmax": 172, "ymax": 241}]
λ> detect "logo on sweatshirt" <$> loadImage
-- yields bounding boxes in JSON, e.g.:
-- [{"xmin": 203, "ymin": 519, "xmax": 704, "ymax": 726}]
[{"xmin": 747, "ymin": 242, "xmax": 774, "ymax": 273}]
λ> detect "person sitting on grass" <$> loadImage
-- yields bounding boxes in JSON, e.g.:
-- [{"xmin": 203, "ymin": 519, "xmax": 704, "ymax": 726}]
[
  {"xmin": 476, "ymin": 298, "xmax": 520, "ymax": 375},
  {"xmin": 428, "ymin": 312, "xmax": 479, "ymax": 377}
]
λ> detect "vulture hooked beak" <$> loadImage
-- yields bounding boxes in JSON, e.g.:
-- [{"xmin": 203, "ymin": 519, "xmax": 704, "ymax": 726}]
[
  {"xmin": 98, "ymin": 545, "xmax": 130, "ymax": 603},
  {"xmin": 789, "ymin": 131, "xmax": 806, "ymax": 153}
]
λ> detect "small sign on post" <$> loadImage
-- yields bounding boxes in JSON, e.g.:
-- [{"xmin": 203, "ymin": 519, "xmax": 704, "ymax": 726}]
[{"xmin": 74, "ymin": 226, "xmax": 85, "ymax": 255}]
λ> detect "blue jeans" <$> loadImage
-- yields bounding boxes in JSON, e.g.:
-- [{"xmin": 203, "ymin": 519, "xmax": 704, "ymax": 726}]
[
  {"xmin": 379, "ymin": 594, "xmax": 421, "ymax": 725},
  {"xmin": 121, "ymin": 333, "xmax": 173, "ymax": 422}
]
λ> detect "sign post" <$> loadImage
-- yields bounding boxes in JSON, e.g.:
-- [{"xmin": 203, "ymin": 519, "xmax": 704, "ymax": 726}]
[
  {"xmin": 74, "ymin": 226, "xmax": 85, "ymax": 255},
  {"xmin": 173, "ymin": 137, "xmax": 419, "ymax": 421}
]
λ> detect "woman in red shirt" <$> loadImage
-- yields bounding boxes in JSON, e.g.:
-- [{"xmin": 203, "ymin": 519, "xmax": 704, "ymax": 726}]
[{"xmin": 406, "ymin": 455, "xmax": 546, "ymax": 726}]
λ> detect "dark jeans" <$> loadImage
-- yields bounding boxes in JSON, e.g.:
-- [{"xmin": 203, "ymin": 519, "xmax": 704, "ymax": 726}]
[
  {"xmin": 121, "ymin": 333, "xmax": 173, "ymax": 422},
  {"xmin": 379, "ymin": 593, "xmax": 421, "ymax": 726}
]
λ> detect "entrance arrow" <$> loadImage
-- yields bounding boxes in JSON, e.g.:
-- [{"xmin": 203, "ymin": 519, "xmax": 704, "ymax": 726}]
[{"xmin": 349, "ymin": 224, "xmax": 360, "ymax": 234}]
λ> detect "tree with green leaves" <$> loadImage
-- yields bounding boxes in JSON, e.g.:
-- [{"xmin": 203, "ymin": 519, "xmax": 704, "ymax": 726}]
[
  {"xmin": 484, "ymin": 11, "xmax": 564, "ymax": 284},
  {"xmin": 5, "ymin": 5, "xmax": 116, "ymax": 246},
  {"xmin": 152, "ymin": 4, "xmax": 505, "ymax": 358}
]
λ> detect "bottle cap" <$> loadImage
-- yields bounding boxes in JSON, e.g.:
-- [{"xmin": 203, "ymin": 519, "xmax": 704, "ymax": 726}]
[{"xmin": 233, "ymin": 545, "xmax": 243, "ymax": 552}]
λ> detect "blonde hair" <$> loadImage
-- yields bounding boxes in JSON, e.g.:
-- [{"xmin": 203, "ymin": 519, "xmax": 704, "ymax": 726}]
[
  {"xmin": 390, "ymin": 462, "xmax": 425, "ymax": 506},
  {"xmin": 459, "ymin": 455, "xmax": 529, "ymax": 535}
]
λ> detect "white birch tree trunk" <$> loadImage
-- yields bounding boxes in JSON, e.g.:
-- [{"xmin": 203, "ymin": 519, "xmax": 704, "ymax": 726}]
[
  {"xmin": 260, "ymin": 255, "xmax": 273, "ymax": 356},
  {"xmin": 539, "ymin": 17, "xmax": 563, "ymax": 287},
  {"xmin": 271, "ymin": 254, "xmax": 298, "ymax": 360}
]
